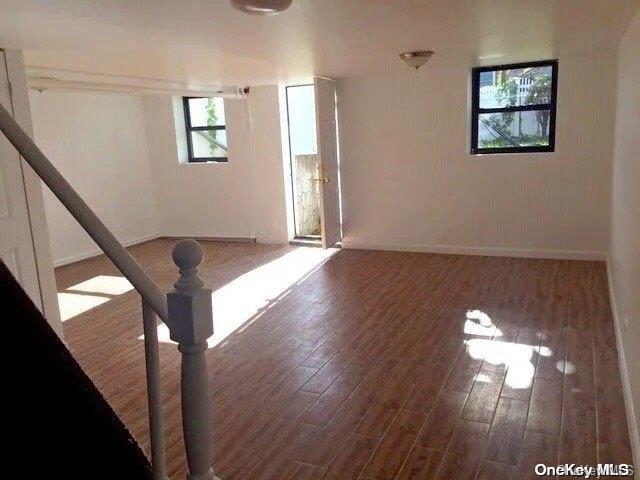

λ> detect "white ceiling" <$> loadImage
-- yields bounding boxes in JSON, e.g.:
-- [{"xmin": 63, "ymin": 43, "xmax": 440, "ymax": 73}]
[{"xmin": 0, "ymin": 0, "xmax": 638, "ymax": 86}]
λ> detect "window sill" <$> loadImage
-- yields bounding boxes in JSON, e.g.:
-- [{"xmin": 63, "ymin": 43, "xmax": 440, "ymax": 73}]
[
  {"xmin": 468, "ymin": 150, "xmax": 557, "ymax": 157},
  {"xmin": 182, "ymin": 160, "xmax": 229, "ymax": 165}
]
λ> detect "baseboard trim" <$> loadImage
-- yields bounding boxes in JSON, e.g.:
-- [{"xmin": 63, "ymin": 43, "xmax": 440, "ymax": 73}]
[
  {"xmin": 53, "ymin": 233, "xmax": 161, "ymax": 268},
  {"xmin": 54, "ymin": 234, "xmax": 261, "ymax": 268},
  {"xmin": 341, "ymin": 240, "xmax": 605, "ymax": 261},
  {"xmin": 162, "ymin": 235, "xmax": 257, "ymax": 244},
  {"xmin": 606, "ymin": 257, "xmax": 640, "ymax": 467}
]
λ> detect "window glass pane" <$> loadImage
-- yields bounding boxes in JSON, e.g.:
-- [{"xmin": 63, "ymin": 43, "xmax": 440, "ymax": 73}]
[
  {"xmin": 479, "ymin": 65, "xmax": 553, "ymax": 108},
  {"xmin": 188, "ymin": 97, "xmax": 226, "ymax": 127},
  {"xmin": 287, "ymin": 85, "xmax": 317, "ymax": 156},
  {"xmin": 479, "ymin": 71, "xmax": 494, "ymax": 87},
  {"xmin": 191, "ymin": 129, "xmax": 228, "ymax": 158},
  {"xmin": 477, "ymin": 110, "xmax": 551, "ymax": 149}
]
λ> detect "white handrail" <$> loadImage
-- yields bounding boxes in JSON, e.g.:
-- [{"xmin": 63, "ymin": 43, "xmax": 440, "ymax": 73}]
[
  {"xmin": 0, "ymin": 102, "xmax": 217, "ymax": 479},
  {"xmin": 0, "ymin": 101, "xmax": 171, "ymax": 479},
  {"xmin": 0, "ymin": 102, "xmax": 167, "ymax": 321}
]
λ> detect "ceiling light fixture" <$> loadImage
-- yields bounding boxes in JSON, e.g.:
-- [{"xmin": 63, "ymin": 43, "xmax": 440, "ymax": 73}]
[
  {"xmin": 399, "ymin": 50, "xmax": 434, "ymax": 70},
  {"xmin": 230, "ymin": 0, "xmax": 293, "ymax": 15}
]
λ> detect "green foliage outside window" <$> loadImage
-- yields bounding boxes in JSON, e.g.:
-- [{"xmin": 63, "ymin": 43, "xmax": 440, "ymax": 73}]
[
  {"xmin": 525, "ymin": 72, "xmax": 552, "ymax": 137},
  {"xmin": 205, "ymin": 98, "xmax": 219, "ymax": 154},
  {"xmin": 481, "ymin": 68, "xmax": 553, "ymax": 148}
]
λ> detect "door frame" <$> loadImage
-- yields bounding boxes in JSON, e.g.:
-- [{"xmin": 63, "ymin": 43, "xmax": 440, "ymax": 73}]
[{"xmin": 284, "ymin": 83, "xmax": 321, "ymax": 241}]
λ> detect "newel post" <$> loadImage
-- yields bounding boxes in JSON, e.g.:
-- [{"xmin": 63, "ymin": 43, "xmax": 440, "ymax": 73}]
[{"xmin": 166, "ymin": 240, "xmax": 218, "ymax": 480}]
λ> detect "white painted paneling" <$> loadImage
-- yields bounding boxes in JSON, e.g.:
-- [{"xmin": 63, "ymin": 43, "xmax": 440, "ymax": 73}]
[
  {"xmin": 27, "ymin": 85, "xmax": 288, "ymax": 266},
  {"xmin": 29, "ymin": 90, "xmax": 160, "ymax": 266},
  {"xmin": 4, "ymin": 50, "xmax": 62, "ymax": 336},
  {"xmin": 143, "ymin": 85, "xmax": 288, "ymax": 244},
  {"xmin": 0, "ymin": 51, "xmax": 40, "ymax": 302},
  {"xmin": 0, "ymin": 49, "xmax": 62, "ymax": 337},
  {"xmin": 337, "ymin": 48, "xmax": 618, "ymax": 258},
  {"xmin": 245, "ymin": 86, "xmax": 289, "ymax": 244},
  {"xmin": 608, "ymin": 11, "xmax": 640, "ymax": 466},
  {"xmin": 0, "ymin": 158, "xmax": 7, "ymax": 216}
]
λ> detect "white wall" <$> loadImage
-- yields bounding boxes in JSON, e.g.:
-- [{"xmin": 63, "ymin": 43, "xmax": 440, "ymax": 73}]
[
  {"xmin": 30, "ymin": 90, "xmax": 160, "ymax": 266},
  {"xmin": 29, "ymin": 85, "xmax": 289, "ymax": 267},
  {"xmin": 609, "ymin": 11, "xmax": 640, "ymax": 464},
  {"xmin": 143, "ymin": 85, "xmax": 288, "ymax": 244},
  {"xmin": 337, "ymin": 51, "xmax": 618, "ymax": 259}
]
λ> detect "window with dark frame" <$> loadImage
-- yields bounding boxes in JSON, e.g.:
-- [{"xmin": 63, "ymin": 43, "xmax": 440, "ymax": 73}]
[
  {"xmin": 183, "ymin": 97, "xmax": 228, "ymax": 162},
  {"xmin": 471, "ymin": 60, "xmax": 558, "ymax": 154}
]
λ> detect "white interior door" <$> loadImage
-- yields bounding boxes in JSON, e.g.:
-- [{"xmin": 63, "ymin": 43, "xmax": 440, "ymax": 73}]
[
  {"xmin": 314, "ymin": 76, "xmax": 341, "ymax": 248},
  {"xmin": 0, "ymin": 50, "xmax": 42, "ymax": 306}
]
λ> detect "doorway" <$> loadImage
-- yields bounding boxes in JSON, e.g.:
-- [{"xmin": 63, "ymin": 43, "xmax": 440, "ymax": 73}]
[
  {"xmin": 285, "ymin": 84, "xmax": 321, "ymax": 242},
  {"xmin": 285, "ymin": 78, "xmax": 342, "ymax": 248}
]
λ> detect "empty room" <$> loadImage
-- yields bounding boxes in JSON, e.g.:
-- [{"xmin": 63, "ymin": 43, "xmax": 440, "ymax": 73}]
[{"xmin": 1, "ymin": 1, "xmax": 639, "ymax": 479}]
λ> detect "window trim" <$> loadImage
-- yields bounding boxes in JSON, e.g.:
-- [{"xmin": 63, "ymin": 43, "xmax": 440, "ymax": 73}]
[
  {"xmin": 470, "ymin": 59, "xmax": 558, "ymax": 155},
  {"xmin": 183, "ymin": 96, "xmax": 228, "ymax": 163}
]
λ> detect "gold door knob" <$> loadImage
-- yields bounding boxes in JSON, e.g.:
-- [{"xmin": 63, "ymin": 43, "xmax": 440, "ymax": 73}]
[{"xmin": 313, "ymin": 177, "xmax": 330, "ymax": 183}]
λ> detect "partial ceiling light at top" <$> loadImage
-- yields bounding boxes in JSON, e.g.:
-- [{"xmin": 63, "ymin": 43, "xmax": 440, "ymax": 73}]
[
  {"xmin": 231, "ymin": 0, "xmax": 293, "ymax": 14},
  {"xmin": 400, "ymin": 50, "xmax": 434, "ymax": 69}
]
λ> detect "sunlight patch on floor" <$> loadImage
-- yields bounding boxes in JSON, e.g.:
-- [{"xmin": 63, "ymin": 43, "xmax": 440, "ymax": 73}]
[
  {"xmin": 58, "ymin": 292, "xmax": 111, "ymax": 322},
  {"xmin": 464, "ymin": 309, "xmax": 503, "ymax": 337},
  {"xmin": 461, "ymin": 309, "xmax": 563, "ymax": 390},
  {"xmin": 466, "ymin": 338, "xmax": 554, "ymax": 389},
  {"xmin": 58, "ymin": 274, "xmax": 134, "ymax": 322},
  {"xmin": 556, "ymin": 360, "xmax": 576, "ymax": 374},
  {"xmin": 152, "ymin": 246, "xmax": 338, "ymax": 348},
  {"xmin": 66, "ymin": 275, "xmax": 134, "ymax": 296}
]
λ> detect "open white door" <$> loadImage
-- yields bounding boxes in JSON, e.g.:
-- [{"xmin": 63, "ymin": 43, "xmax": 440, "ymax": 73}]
[
  {"xmin": 0, "ymin": 50, "xmax": 41, "ymax": 305},
  {"xmin": 314, "ymin": 76, "xmax": 341, "ymax": 248}
]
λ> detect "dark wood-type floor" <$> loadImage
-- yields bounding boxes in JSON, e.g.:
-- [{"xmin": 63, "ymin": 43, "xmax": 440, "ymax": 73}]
[{"xmin": 57, "ymin": 239, "xmax": 633, "ymax": 479}]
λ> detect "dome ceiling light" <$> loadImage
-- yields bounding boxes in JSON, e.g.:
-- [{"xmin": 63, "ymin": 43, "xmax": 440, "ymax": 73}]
[
  {"xmin": 230, "ymin": 0, "xmax": 293, "ymax": 15},
  {"xmin": 399, "ymin": 50, "xmax": 434, "ymax": 70}
]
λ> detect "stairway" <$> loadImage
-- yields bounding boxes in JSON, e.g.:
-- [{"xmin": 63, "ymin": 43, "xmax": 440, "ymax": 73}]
[{"xmin": 3, "ymin": 261, "xmax": 153, "ymax": 478}]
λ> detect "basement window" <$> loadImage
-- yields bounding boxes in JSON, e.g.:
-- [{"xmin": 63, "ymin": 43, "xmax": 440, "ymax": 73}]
[
  {"xmin": 183, "ymin": 97, "xmax": 228, "ymax": 162},
  {"xmin": 471, "ymin": 60, "xmax": 558, "ymax": 154}
]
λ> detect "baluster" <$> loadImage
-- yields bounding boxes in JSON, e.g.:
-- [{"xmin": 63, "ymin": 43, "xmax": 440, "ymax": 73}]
[
  {"xmin": 166, "ymin": 240, "xmax": 218, "ymax": 480},
  {"xmin": 142, "ymin": 300, "xmax": 169, "ymax": 480}
]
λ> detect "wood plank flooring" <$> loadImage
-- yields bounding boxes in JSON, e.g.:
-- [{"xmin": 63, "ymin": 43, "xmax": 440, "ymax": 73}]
[{"xmin": 57, "ymin": 239, "xmax": 633, "ymax": 479}]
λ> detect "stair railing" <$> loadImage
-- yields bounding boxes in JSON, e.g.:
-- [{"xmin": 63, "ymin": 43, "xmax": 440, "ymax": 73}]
[{"xmin": 0, "ymin": 103, "xmax": 217, "ymax": 480}]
